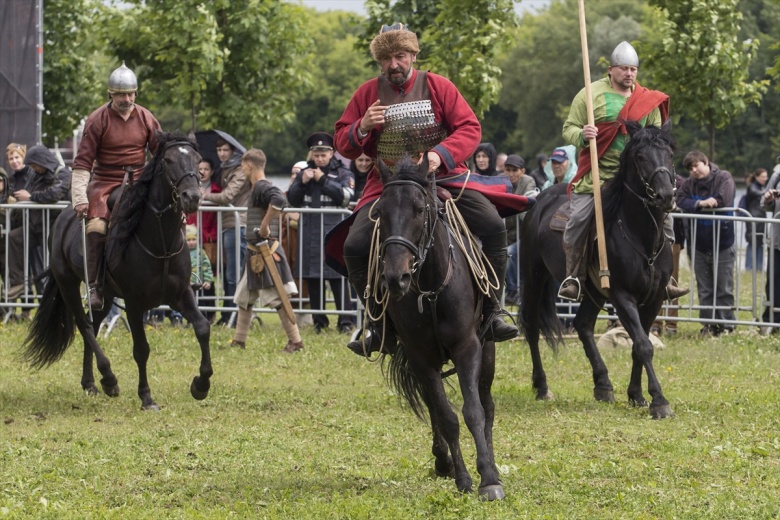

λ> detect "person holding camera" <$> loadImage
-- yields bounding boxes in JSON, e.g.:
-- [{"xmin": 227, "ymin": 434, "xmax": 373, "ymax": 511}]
[{"xmin": 287, "ymin": 132, "xmax": 355, "ymax": 334}]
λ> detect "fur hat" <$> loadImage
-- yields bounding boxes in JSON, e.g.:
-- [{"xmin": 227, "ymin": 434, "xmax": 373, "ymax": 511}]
[{"xmin": 370, "ymin": 23, "xmax": 420, "ymax": 62}]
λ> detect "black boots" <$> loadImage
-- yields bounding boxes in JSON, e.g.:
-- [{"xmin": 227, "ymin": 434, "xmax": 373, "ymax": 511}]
[
  {"xmin": 86, "ymin": 232, "xmax": 106, "ymax": 310},
  {"xmin": 482, "ymin": 232, "xmax": 519, "ymax": 342}
]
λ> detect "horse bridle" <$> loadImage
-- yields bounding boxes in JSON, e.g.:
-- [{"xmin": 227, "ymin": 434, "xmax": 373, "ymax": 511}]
[
  {"xmin": 379, "ymin": 179, "xmax": 438, "ymax": 274},
  {"xmin": 135, "ymin": 140, "xmax": 199, "ymax": 261}
]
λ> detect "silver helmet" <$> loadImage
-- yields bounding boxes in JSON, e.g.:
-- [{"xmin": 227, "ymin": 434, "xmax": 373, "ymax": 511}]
[
  {"xmin": 107, "ymin": 61, "xmax": 138, "ymax": 94},
  {"xmin": 610, "ymin": 41, "xmax": 639, "ymax": 67}
]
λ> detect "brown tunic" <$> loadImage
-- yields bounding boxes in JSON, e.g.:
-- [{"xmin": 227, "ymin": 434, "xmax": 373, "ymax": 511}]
[{"xmin": 73, "ymin": 102, "xmax": 160, "ymax": 219}]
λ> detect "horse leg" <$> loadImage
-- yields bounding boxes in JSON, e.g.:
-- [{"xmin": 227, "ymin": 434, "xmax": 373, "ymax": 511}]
[
  {"xmin": 617, "ymin": 299, "xmax": 673, "ymax": 418},
  {"xmin": 476, "ymin": 339, "xmax": 505, "ymax": 500},
  {"xmin": 452, "ymin": 339, "xmax": 504, "ymax": 500},
  {"xmin": 69, "ymin": 289, "xmax": 119, "ymax": 397},
  {"xmin": 572, "ymin": 297, "xmax": 615, "ymax": 402},
  {"xmin": 520, "ymin": 275, "xmax": 553, "ymax": 400},
  {"xmin": 171, "ymin": 291, "xmax": 213, "ymax": 400},
  {"xmin": 429, "ymin": 411, "xmax": 455, "ymax": 479},
  {"xmin": 412, "ymin": 360, "xmax": 473, "ymax": 494},
  {"xmin": 125, "ymin": 307, "xmax": 158, "ymax": 411}
]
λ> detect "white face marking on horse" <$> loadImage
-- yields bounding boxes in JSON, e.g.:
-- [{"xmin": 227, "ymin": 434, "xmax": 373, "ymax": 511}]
[{"xmin": 178, "ymin": 147, "xmax": 190, "ymax": 155}]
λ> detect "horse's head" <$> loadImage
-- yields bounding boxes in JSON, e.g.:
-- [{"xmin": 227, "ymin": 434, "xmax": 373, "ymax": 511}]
[
  {"xmin": 157, "ymin": 132, "xmax": 202, "ymax": 214},
  {"xmin": 622, "ymin": 119, "xmax": 676, "ymax": 212},
  {"xmin": 375, "ymin": 154, "xmax": 433, "ymax": 298}
]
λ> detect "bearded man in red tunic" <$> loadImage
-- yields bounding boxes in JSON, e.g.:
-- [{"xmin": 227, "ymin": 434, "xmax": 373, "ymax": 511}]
[
  {"xmin": 71, "ymin": 62, "xmax": 161, "ymax": 310},
  {"xmin": 329, "ymin": 24, "xmax": 531, "ymax": 356}
]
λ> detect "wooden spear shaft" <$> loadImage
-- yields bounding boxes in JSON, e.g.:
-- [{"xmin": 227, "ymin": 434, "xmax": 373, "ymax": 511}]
[{"xmin": 577, "ymin": 0, "xmax": 610, "ymax": 289}]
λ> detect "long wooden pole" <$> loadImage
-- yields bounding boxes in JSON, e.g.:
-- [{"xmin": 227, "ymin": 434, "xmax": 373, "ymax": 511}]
[{"xmin": 577, "ymin": 0, "xmax": 610, "ymax": 289}]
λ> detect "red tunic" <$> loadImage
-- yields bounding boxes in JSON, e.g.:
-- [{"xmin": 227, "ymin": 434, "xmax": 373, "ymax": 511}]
[
  {"xmin": 73, "ymin": 102, "xmax": 160, "ymax": 219},
  {"xmin": 334, "ymin": 69, "xmax": 481, "ymax": 211}
]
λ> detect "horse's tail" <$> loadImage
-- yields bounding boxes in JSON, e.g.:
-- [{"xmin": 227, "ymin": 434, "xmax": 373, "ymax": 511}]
[
  {"xmin": 22, "ymin": 270, "xmax": 75, "ymax": 368},
  {"xmin": 520, "ymin": 277, "xmax": 564, "ymax": 353},
  {"xmin": 384, "ymin": 345, "xmax": 428, "ymax": 421}
]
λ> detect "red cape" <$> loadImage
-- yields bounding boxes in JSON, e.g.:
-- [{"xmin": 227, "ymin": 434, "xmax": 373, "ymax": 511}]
[{"xmin": 571, "ymin": 83, "xmax": 670, "ymax": 187}]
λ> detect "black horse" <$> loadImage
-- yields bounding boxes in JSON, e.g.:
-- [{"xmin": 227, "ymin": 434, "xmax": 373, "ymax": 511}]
[
  {"xmin": 370, "ymin": 156, "xmax": 504, "ymax": 500},
  {"xmin": 520, "ymin": 120, "xmax": 675, "ymax": 419},
  {"xmin": 23, "ymin": 132, "xmax": 212, "ymax": 410}
]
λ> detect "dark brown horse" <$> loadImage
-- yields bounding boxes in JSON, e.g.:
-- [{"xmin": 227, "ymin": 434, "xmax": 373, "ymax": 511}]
[
  {"xmin": 370, "ymin": 156, "xmax": 504, "ymax": 500},
  {"xmin": 23, "ymin": 132, "xmax": 212, "ymax": 410},
  {"xmin": 520, "ymin": 121, "xmax": 675, "ymax": 419}
]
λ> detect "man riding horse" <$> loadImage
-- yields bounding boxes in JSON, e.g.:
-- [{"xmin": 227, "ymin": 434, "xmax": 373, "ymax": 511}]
[
  {"xmin": 71, "ymin": 62, "xmax": 161, "ymax": 310},
  {"xmin": 558, "ymin": 41, "xmax": 689, "ymax": 302},
  {"xmin": 328, "ymin": 23, "xmax": 529, "ymax": 356}
]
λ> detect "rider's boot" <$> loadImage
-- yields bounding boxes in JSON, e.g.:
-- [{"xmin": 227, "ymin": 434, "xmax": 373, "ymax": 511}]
[
  {"xmin": 482, "ymin": 231, "xmax": 519, "ymax": 342},
  {"xmin": 86, "ymin": 232, "xmax": 106, "ymax": 311},
  {"xmin": 558, "ymin": 244, "xmax": 584, "ymax": 302},
  {"xmin": 344, "ymin": 255, "xmax": 398, "ymax": 356},
  {"xmin": 665, "ymin": 278, "xmax": 690, "ymax": 300}
]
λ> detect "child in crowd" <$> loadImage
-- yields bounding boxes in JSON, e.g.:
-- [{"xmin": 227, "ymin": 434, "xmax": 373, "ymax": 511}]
[{"xmin": 187, "ymin": 224, "xmax": 213, "ymax": 317}]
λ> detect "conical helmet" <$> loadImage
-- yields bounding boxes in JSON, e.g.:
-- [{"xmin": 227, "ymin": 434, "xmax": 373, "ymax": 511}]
[
  {"xmin": 107, "ymin": 61, "xmax": 138, "ymax": 94},
  {"xmin": 610, "ymin": 41, "xmax": 639, "ymax": 67}
]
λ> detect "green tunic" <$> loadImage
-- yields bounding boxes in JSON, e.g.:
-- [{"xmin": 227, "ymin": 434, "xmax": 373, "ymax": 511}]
[{"xmin": 562, "ymin": 76, "xmax": 661, "ymax": 194}]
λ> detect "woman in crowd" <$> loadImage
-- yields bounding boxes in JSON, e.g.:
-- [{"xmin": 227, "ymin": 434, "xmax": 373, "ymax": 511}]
[{"xmin": 744, "ymin": 167, "xmax": 768, "ymax": 271}]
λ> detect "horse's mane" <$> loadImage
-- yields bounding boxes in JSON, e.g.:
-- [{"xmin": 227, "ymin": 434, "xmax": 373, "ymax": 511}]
[
  {"xmin": 391, "ymin": 156, "xmax": 431, "ymax": 188},
  {"xmin": 108, "ymin": 131, "xmax": 195, "ymax": 258},
  {"xmin": 602, "ymin": 123, "xmax": 676, "ymax": 221}
]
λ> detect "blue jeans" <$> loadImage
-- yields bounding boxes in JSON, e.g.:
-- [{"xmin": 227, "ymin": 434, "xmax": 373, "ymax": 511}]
[
  {"xmin": 506, "ymin": 241, "xmax": 520, "ymax": 296},
  {"xmin": 223, "ymin": 227, "xmax": 246, "ymax": 299}
]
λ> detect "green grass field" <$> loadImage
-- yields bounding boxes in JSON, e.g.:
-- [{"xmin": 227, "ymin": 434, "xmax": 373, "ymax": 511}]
[{"xmin": 1, "ymin": 315, "xmax": 779, "ymax": 519}]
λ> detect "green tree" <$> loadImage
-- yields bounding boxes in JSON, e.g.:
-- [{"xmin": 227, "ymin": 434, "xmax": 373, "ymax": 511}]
[
  {"xmin": 362, "ymin": 0, "xmax": 516, "ymax": 117},
  {"xmin": 104, "ymin": 0, "xmax": 314, "ymax": 139},
  {"xmin": 486, "ymin": 0, "xmax": 648, "ymax": 158},
  {"xmin": 644, "ymin": 0, "xmax": 768, "ymax": 159},
  {"xmin": 42, "ymin": 0, "xmax": 111, "ymax": 146}
]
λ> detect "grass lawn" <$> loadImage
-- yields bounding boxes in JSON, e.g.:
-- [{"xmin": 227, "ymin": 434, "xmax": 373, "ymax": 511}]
[{"xmin": 1, "ymin": 314, "xmax": 779, "ymax": 519}]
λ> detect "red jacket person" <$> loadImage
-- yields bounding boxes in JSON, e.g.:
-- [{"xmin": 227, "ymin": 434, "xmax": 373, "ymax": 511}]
[{"xmin": 329, "ymin": 23, "xmax": 531, "ymax": 356}]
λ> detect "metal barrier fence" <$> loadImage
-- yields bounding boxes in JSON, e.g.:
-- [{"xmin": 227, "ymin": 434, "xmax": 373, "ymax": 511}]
[
  {"xmin": 4, "ymin": 200, "xmax": 780, "ymax": 334},
  {"xmin": 0, "ymin": 201, "xmax": 358, "ymax": 328},
  {"xmin": 505, "ymin": 207, "xmax": 780, "ymax": 334}
]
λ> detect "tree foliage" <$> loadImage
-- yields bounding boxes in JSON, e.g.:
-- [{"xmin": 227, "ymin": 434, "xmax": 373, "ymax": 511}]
[
  {"xmin": 41, "ymin": 0, "xmax": 109, "ymax": 146},
  {"xmin": 103, "ymin": 0, "xmax": 314, "ymax": 139},
  {"xmin": 362, "ymin": 0, "xmax": 516, "ymax": 117},
  {"xmin": 644, "ymin": 0, "xmax": 768, "ymax": 159}
]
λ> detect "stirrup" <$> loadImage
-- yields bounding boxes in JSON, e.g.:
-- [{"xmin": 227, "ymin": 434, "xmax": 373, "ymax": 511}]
[{"xmin": 558, "ymin": 276, "xmax": 582, "ymax": 302}]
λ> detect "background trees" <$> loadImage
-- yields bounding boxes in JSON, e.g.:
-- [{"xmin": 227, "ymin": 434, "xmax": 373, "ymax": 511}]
[{"xmin": 38, "ymin": 0, "xmax": 780, "ymax": 177}]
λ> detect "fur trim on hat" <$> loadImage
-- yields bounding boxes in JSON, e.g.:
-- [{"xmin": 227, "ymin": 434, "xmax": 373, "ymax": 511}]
[{"xmin": 370, "ymin": 30, "xmax": 420, "ymax": 61}]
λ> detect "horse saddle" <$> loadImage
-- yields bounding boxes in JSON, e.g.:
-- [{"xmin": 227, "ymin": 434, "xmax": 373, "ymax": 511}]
[{"xmin": 549, "ymin": 200, "xmax": 572, "ymax": 232}]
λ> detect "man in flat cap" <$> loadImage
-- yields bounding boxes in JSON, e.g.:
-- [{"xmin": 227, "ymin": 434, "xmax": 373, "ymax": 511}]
[
  {"xmin": 287, "ymin": 132, "xmax": 355, "ymax": 334},
  {"xmin": 329, "ymin": 23, "xmax": 532, "ymax": 356}
]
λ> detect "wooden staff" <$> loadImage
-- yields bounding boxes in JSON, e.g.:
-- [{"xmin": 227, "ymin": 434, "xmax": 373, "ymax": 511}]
[{"xmin": 577, "ymin": 0, "xmax": 610, "ymax": 289}]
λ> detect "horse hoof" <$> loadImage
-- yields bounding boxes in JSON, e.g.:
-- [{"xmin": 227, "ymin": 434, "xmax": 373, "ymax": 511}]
[
  {"xmin": 455, "ymin": 476, "xmax": 473, "ymax": 494},
  {"xmin": 650, "ymin": 404, "xmax": 674, "ymax": 419},
  {"xmin": 102, "ymin": 384, "xmax": 120, "ymax": 397},
  {"xmin": 190, "ymin": 378, "xmax": 210, "ymax": 400},
  {"xmin": 84, "ymin": 385, "xmax": 100, "ymax": 397},
  {"xmin": 594, "ymin": 388, "xmax": 615, "ymax": 403},
  {"xmin": 479, "ymin": 484, "xmax": 506, "ymax": 501},
  {"xmin": 629, "ymin": 397, "xmax": 648, "ymax": 408},
  {"xmin": 434, "ymin": 461, "xmax": 455, "ymax": 479},
  {"xmin": 536, "ymin": 389, "xmax": 554, "ymax": 401},
  {"xmin": 142, "ymin": 403, "xmax": 160, "ymax": 412}
]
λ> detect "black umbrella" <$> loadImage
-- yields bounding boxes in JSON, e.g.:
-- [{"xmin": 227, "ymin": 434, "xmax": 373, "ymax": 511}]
[{"xmin": 194, "ymin": 129, "xmax": 247, "ymax": 183}]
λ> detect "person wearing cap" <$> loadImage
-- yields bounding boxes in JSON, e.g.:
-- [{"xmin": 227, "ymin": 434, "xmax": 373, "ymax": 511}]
[
  {"xmin": 558, "ymin": 41, "xmax": 687, "ymax": 302},
  {"xmin": 201, "ymin": 137, "xmax": 250, "ymax": 327},
  {"xmin": 331, "ymin": 23, "xmax": 530, "ymax": 356},
  {"xmin": 71, "ymin": 62, "xmax": 161, "ymax": 310},
  {"xmin": 504, "ymin": 154, "xmax": 537, "ymax": 305},
  {"xmin": 287, "ymin": 132, "xmax": 355, "ymax": 334},
  {"xmin": 541, "ymin": 146, "xmax": 577, "ymax": 190}
]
